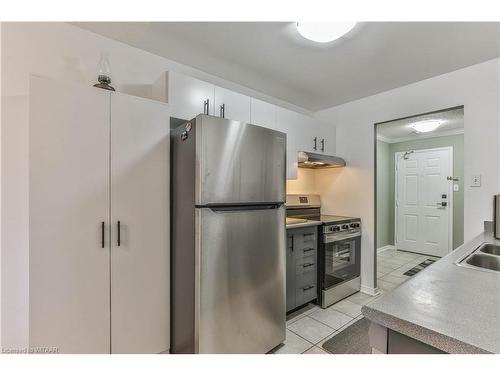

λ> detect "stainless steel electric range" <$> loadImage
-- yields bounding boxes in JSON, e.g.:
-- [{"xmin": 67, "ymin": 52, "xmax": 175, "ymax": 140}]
[{"xmin": 286, "ymin": 194, "xmax": 361, "ymax": 308}]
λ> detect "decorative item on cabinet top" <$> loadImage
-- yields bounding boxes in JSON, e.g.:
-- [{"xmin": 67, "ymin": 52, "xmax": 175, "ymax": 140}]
[{"xmin": 93, "ymin": 52, "xmax": 115, "ymax": 91}]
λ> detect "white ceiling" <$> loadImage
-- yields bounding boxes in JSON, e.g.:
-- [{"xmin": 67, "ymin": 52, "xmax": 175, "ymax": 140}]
[
  {"xmin": 377, "ymin": 107, "xmax": 464, "ymax": 143},
  {"xmin": 74, "ymin": 22, "xmax": 500, "ymax": 111}
]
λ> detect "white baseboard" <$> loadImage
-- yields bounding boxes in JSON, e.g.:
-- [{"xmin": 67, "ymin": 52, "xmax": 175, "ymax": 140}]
[
  {"xmin": 377, "ymin": 245, "xmax": 395, "ymax": 254},
  {"xmin": 360, "ymin": 285, "xmax": 381, "ymax": 296}
]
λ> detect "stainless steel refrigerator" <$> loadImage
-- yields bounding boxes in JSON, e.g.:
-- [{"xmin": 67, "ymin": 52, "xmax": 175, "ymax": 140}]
[{"xmin": 171, "ymin": 115, "xmax": 287, "ymax": 354}]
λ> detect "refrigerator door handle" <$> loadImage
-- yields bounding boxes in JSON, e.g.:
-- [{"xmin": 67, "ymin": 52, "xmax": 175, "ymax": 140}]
[{"xmin": 205, "ymin": 203, "xmax": 283, "ymax": 212}]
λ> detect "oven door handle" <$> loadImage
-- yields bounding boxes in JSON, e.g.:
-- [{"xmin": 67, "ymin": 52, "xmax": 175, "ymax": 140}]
[
  {"xmin": 336, "ymin": 249, "xmax": 351, "ymax": 256},
  {"xmin": 324, "ymin": 232, "xmax": 360, "ymax": 242}
]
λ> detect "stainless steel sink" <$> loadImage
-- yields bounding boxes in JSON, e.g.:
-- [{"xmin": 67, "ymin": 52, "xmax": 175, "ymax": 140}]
[
  {"xmin": 456, "ymin": 242, "xmax": 500, "ymax": 273},
  {"xmin": 478, "ymin": 243, "xmax": 500, "ymax": 256},
  {"xmin": 465, "ymin": 253, "xmax": 500, "ymax": 271}
]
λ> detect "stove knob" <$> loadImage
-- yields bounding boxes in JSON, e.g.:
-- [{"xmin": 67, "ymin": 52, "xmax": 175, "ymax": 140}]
[
  {"xmin": 356, "ymin": 223, "xmax": 360, "ymax": 228},
  {"xmin": 342, "ymin": 224, "xmax": 349, "ymax": 230},
  {"xmin": 350, "ymin": 223, "xmax": 356, "ymax": 228}
]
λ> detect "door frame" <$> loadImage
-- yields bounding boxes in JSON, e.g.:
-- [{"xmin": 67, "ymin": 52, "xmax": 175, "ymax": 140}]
[{"xmin": 394, "ymin": 146, "xmax": 454, "ymax": 255}]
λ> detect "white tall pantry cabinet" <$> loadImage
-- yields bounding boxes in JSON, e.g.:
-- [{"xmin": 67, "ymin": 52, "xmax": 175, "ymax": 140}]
[{"xmin": 29, "ymin": 77, "xmax": 170, "ymax": 354}]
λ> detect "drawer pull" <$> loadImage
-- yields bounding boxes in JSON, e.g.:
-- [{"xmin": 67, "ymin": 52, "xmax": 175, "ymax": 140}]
[
  {"xmin": 303, "ymin": 247, "xmax": 315, "ymax": 253},
  {"xmin": 303, "ymin": 233, "xmax": 315, "ymax": 238},
  {"xmin": 302, "ymin": 285, "xmax": 315, "ymax": 291},
  {"xmin": 303, "ymin": 263, "xmax": 315, "ymax": 268}
]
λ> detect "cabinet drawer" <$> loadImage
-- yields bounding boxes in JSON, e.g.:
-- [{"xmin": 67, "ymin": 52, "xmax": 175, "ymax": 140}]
[
  {"xmin": 299, "ymin": 230, "xmax": 317, "ymax": 245},
  {"xmin": 295, "ymin": 256, "xmax": 316, "ymax": 275},
  {"xmin": 296, "ymin": 270, "xmax": 316, "ymax": 289},
  {"xmin": 294, "ymin": 245, "xmax": 316, "ymax": 259},
  {"xmin": 295, "ymin": 272, "xmax": 317, "ymax": 306}
]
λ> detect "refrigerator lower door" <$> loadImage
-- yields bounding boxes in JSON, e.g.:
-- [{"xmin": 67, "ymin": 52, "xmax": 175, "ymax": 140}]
[{"xmin": 195, "ymin": 205, "xmax": 286, "ymax": 353}]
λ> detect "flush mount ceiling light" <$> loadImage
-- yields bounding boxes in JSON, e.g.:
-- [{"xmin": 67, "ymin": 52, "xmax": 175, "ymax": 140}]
[
  {"xmin": 410, "ymin": 120, "xmax": 443, "ymax": 133},
  {"xmin": 296, "ymin": 22, "xmax": 357, "ymax": 43}
]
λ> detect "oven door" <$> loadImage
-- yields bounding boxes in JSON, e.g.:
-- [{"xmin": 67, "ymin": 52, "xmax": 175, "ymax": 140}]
[{"xmin": 322, "ymin": 232, "xmax": 361, "ymax": 290}]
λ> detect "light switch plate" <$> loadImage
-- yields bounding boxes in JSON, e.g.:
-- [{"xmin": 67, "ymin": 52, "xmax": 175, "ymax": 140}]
[
  {"xmin": 453, "ymin": 184, "xmax": 459, "ymax": 192},
  {"xmin": 471, "ymin": 174, "xmax": 481, "ymax": 187}
]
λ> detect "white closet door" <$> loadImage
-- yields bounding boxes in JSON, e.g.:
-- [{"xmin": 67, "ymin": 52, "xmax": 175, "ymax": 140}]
[
  {"xmin": 29, "ymin": 77, "xmax": 111, "ymax": 353},
  {"xmin": 110, "ymin": 93, "xmax": 170, "ymax": 353}
]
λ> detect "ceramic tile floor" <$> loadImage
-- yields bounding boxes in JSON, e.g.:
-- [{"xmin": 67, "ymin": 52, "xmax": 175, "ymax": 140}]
[{"xmin": 274, "ymin": 249, "xmax": 439, "ymax": 354}]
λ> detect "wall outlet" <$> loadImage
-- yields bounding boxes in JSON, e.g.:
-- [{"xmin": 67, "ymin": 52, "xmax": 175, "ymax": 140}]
[
  {"xmin": 471, "ymin": 174, "xmax": 482, "ymax": 187},
  {"xmin": 453, "ymin": 184, "xmax": 459, "ymax": 192}
]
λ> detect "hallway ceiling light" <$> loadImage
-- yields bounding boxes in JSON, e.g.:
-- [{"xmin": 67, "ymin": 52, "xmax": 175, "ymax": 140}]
[
  {"xmin": 296, "ymin": 22, "xmax": 357, "ymax": 43},
  {"xmin": 410, "ymin": 119, "xmax": 442, "ymax": 133}
]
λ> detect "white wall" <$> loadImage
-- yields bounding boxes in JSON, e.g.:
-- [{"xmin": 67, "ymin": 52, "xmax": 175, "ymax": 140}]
[
  {"xmin": 315, "ymin": 58, "xmax": 500, "ymax": 293},
  {"xmin": 0, "ymin": 22, "xmax": 313, "ymax": 348}
]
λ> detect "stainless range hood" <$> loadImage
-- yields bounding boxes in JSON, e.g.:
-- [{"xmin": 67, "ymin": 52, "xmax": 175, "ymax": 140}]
[{"xmin": 297, "ymin": 151, "xmax": 346, "ymax": 169}]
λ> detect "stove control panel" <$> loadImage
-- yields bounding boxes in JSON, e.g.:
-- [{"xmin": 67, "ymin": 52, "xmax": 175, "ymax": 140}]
[{"xmin": 324, "ymin": 220, "xmax": 361, "ymax": 234}]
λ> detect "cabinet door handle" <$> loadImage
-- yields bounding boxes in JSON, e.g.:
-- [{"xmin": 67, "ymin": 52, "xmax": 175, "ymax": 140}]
[
  {"xmin": 203, "ymin": 99, "xmax": 210, "ymax": 115},
  {"xmin": 303, "ymin": 247, "xmax": 315, "ymax": 253},
  {"xmin": 313, "ymin": 137, "xmax": 317, "ymax": 151},
  {"xmin": 290, "ymin": 234, "xmax": 294, "ymax": 252},
  {"xmin": 117, "ymin": 220, "xmax": 121, "ymax": 247},
  {"xmin": 320, "ymin": 138, "xmax": 325, "ymax": 152},
  {"xmin": 303, "ymin": 262, "xmax": 315, "ymax": 268},
  {"xmin": 302, "ymin": 285, "xmax": 315, "ymax": 291},
  {"xmin": 219, "ymin": 104, "xmax": 225, "ymax": 118},
  {"xmin": 101, "ymin": 221, "xmax": 105, "ymax": 248}
]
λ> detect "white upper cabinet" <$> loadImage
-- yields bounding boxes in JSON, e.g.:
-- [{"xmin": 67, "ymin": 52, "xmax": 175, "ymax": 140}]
[
  {"xmin": 294, "ymin": 115, "xmax": 335, "ymax": 155},
  {"xmin": 296, "ymin": 114, "xmax": 320, "ymax": 154},
  {"xmin": 166, "ymin": 71, "xmax": 336, "ymax": 178},
  {"xmin": 168, "ymin": 72, "xmax": 215, "ymax": 120},
  {"xmin": 276, "ymin": 107, "xmax": 302, "ymax": 179},
  {"xmin": 315, "ymin": 121, "xmax": 336, "ymax": 155},
  {"xmin": 250, "ymin": 98, "xmax": 277, "ymax": 129},
  {"xmin": 214, "ymin": 86, "xmax": 251, "ymax": 123}
]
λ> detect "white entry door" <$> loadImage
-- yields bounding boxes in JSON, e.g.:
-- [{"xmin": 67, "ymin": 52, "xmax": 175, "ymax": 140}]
[{"xmin": 395, "ymin": 147, "xmax": 453, "ymax": 257}]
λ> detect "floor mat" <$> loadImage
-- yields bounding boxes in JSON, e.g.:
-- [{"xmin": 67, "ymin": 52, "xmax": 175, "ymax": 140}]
[
  {"xmin": 322, "ymin": 318, "xmax": 371, "ymax": 354},
  {"xmin": 403, "ymin": 258, "xmax": 436, "ymax": 276}
]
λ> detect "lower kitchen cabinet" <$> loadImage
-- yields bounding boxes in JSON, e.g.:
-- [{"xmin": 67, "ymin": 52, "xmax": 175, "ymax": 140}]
[
  {"xmin": 286, "ymin": 226, "xmax": 319, "ymax": 312},
  {"xmin": 29, "ymin": 77, "xmax": 170, "ymax": 354}
]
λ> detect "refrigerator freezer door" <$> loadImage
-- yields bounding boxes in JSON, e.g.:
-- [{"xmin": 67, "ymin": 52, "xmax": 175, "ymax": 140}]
[
  {"xmin": 196, "ymin": 115, "xmax": 286, "ymax": 205},
  {"xmin": 195, "ymin": 205, "xmax": 286, "ymax": 353}
]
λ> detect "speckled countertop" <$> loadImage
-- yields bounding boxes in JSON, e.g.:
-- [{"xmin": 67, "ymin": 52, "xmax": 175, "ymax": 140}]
[{"xmin": 362, "ymin": 231, "xmax": 500, "ymax": 354}]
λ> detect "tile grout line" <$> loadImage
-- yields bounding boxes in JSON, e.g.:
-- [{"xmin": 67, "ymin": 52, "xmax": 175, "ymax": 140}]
[
  {"xmin": 307, "ymin": 313, "xmax": 353, "ymax": 332},
  {"xmin": 286, "ymin": 326, "xmax": 323, "ymax": 347}
]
